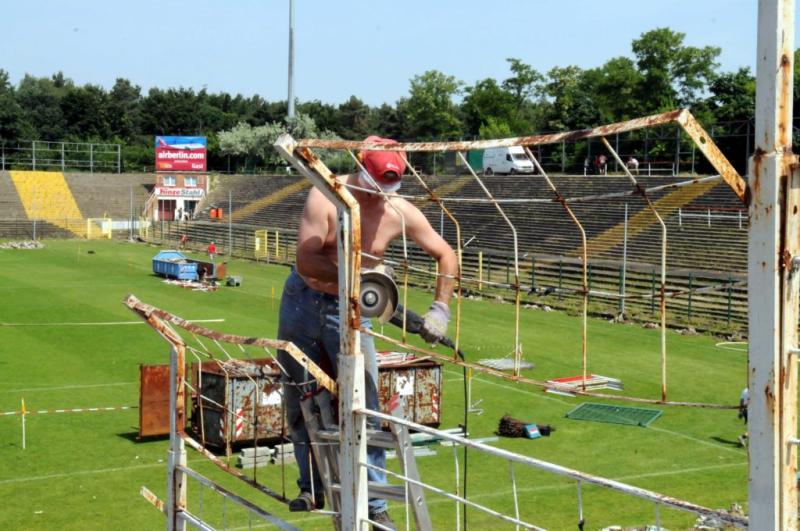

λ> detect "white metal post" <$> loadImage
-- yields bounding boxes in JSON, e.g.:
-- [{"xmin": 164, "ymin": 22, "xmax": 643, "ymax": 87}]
[
  {"xmin": 167, "ymin": 345, "xmax": 187, "ymax": 531},
  {"xmin": 749, "ymin": 0, "xmax": 798, "ymax": 528},
  {"xmin": 621, "ymin": 203, "xmax": 628, "ymax": 315},
  {"xmin": 273, "ymin": 134, "xmax": 368, "ymax": 528}
]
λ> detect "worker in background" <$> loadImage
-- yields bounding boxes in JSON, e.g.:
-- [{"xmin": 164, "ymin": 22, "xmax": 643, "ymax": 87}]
[
  {"xmin": 277, "ymin": 135, "xmax": 457, "ymax": 528},
  {"xmin": 738, "ymin": 386, "xmax": 749, "ymax": 447},
  {"xmin": 207, "ymin": 241, "xmax": 216, "ymax": 261},
  {"xmin": 626, "ymin": 156, "xmax": 640, "ymax": 175},
  {"xmin": 179, "ymin": 233, "xmax": 188, "ymax": 250}
]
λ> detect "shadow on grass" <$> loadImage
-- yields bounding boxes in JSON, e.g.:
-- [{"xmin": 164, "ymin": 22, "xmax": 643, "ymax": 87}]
[
  {"xmin": 711, "ymin": 435, "xmax": 744, "ymax": 448},
  {"xmin": 117, "ymin": 431, "xmax": 168, "ymax": 444}
]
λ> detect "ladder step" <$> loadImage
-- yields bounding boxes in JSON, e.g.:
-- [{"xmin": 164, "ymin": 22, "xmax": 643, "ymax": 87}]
[
  {"xmin": 331, "ymin": 482, "xmax": 407, "ymax": 502},
  {"xmin": 316, "ymin": 429, "xmax": 396, "ymax": 449}
]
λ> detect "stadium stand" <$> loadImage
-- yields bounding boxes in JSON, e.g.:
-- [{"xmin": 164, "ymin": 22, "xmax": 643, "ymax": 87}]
[
  {"xmin": 193, "ymin": 173, "xmax": 746, "ymax": 273},
  {"xmin": 9, "ymin": 171, "xmax": 85, "ymax": 236},
  {"xmin": 64, "ymin": 172, "xmax": 154, "ymax": 218}
]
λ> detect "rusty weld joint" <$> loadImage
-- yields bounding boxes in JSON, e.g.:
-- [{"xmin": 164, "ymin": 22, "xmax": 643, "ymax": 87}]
[{"xmin": 296, "ymin": 146, "xmax": 318, "ymax": 165}]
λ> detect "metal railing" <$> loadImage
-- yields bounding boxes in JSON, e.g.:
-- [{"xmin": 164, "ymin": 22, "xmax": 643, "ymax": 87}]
[{"xmin": 0, "ymin": 140, "xmax": 121, "ymax": 173}]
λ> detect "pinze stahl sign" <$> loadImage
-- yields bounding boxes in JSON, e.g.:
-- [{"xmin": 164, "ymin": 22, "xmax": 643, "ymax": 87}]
[{"xmin": 155, "ymin": 136, "xmax": 207, "ymax": 172}]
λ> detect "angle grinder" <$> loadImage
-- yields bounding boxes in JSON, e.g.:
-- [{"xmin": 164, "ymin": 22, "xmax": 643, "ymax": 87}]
[{"xmin": 359, "ymin": 266, "xmax": 399, "ymax": 323}]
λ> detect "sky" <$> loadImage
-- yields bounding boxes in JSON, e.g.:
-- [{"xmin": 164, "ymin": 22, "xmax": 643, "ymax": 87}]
[{"xmin": 0, "ymin": 0, "xmax": 795, "ymax": 107}]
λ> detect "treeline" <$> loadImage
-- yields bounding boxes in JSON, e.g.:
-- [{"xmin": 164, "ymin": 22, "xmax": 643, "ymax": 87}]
[{"xmin": 0, "ymin": 28, "xmax": 791, "ymax": 172}]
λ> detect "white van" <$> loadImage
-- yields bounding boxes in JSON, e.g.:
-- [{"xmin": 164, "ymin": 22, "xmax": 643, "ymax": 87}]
[{"xmin": 482, "ymin": 146, "xmax": 535, "ymax": 175}]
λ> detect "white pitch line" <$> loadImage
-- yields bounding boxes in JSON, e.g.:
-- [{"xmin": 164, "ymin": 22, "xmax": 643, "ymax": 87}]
[
  {"xmin": 448, "ymin": 369, "xmax": 746, "ymax": 454},
  {"xmin": 0, "ymin": 382, "xmax": 136, "ymax": 394},
  {"xmin": 0, "ymin": 318, "xmax": 225, "ymax": 327},
  {"xmin": 0, "ymin": 463, "xmax": 164, "ymax": 485},
  {"xmin": 443, "ymin": 369, "xmax": 570, "ymax": 405}
]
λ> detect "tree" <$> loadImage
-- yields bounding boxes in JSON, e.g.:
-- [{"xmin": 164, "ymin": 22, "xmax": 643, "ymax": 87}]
[
  {"xmin": 107, "ymin": 78, "xmax": 142, "ymax": 140},
  {"xmin": 706, "ymin": 67, "xmax": 755, "ymax": 123},
  {"xmin": 372, "ymin": 103, "xmax": 405, "ymax": 140},
  {"xmin": 478, "ymin": 117, "xmax": 513, "ymax": 140},
  {"xmin": 461, "ymin": 78, "xmax": 516, "ymax": 137},
  {"xmin": 16, "ymin": 73, "xmax": 70, "ymax": 140},
  {"xmin": 542, "ymin": 66, "xmax": 600, "ymax": 131},
  {"xmin": 0, "ymin": 70, "xmax": 24, "ymax": 140},
  {"xmin": 217, "ymin": 112, "xmax": 339, "ymax": 170},
  {"xmin": 584, "ymin": 57, "xmax": 644, "ymax": 122},
  {"xmin": 502, "ymin": 58, "xmax": 543, "ymax": 111},
  {"xmin": 632, "ymin": 27, "xmax": 720, "ymax": 111},
  {"xmin": 297, "ymin": 100, "xmax": 339, "ymax": 133},
  {"xmin": 336, "ymin": 96, "xmax": 372, "ymax": 140},
  {"xmin": 396, "ymin": 70, "xmax": 463, "ymax": 140},
  {"xmin": 62, "ymin": 84, "xmax": 110, "ymax": 139}
]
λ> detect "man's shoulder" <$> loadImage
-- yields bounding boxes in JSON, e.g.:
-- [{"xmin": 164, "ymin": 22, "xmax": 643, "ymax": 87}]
[{"xmin": 388, "ymin": 195, "xmax": 423, "ymax": 215}]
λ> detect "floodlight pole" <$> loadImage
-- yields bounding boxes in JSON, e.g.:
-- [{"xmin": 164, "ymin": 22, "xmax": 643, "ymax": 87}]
[
  {"xmin": 287, "ymin": 0, "xmax": 295, "ymax": 119},
  {"xmin": 748, "ymin": 0, "xmax": 799, "ymax": 527}
]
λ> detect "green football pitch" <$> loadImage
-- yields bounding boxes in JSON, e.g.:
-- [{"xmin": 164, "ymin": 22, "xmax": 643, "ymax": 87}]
[{"xmin": 0, "ymin": 240, "xmax": 748, "ymax": 530}]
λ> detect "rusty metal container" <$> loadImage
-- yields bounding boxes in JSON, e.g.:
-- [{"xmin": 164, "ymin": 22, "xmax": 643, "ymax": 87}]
[
  {"xmin": 377, "ymin": 352, "xmax": 442, "ymax": 429},
  {"xmin": 190, "ymin": 358, "xmax": 285, "ymax": 447}
]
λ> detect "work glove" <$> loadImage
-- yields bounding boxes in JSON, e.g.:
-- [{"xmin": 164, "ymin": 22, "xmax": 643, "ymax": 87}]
[{"xmin": 419, "ymin": 301, "xmax": 450, "ymax": 345}]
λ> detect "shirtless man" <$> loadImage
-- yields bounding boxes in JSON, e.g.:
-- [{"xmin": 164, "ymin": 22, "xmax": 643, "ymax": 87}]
[{"xmin": 277, "ymin": 136, "xmax": 456, "ymax": 527}]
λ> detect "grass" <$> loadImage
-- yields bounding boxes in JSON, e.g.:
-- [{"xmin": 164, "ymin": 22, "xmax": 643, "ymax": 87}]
[{"xmin": 0, "ymin": 239, "xmax": 748, "ymax": 530}]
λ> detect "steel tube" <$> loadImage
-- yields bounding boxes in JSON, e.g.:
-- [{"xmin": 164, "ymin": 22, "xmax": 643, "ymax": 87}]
[{"xmin": 359, "ymin": 408, "xmax": 748, "ymax": 527}]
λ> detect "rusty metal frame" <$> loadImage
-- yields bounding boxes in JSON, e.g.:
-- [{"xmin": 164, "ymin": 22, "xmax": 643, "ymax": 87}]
[
  {"xmin": 297, "ymin": 109, "xmax": 746, "ymax": 202},
  {"xmin": 524, "ymin": 147, "xmax": 590, "ymax": 390},
  {"xmin": 456, "ymin": 151, "xmax": 524, "ymax": 374},
  {"xmin": 748, "ymin": 0, "xmax": 799, "ymax": 527},
  {"xmin": 600, "ymin": 136, "xmax": 669, "ymax": 402},
  {"xmin": 125, "ymin": 294, "xmax": 308, "ymax": 529},
  {"xmin": 273, "ymin": 108, "xmax": 756, "ymax": 526},
  {"xmin": 359, "ymin": 408, "xmax": 748, "ymax": 528},
  {"xmin": 273, "ymin": 133, "xmax": 369, "ymax": 529}
]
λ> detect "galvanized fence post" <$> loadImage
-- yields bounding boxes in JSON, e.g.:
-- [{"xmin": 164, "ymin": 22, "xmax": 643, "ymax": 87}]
[
  {"xmin": 687, "ymin": 274, "xmax": 694, "ymax": 322},
  {"xmin": 531, "ymin": 257, "xmax": 536, "ymax": 292},
  {"xmin": 558, "ymin": 259, "xmax": 563, "ymax": 300},
  {"xmin": 650, "ymin": 269, "xmax": 656, "ymax": 315},
  {"xmin": 587, "ymin": 263, "xmax": 592, "ymax": 304},
  {"xmin": 726, "ymin": 274, "xmax": 733, "ymax": 327}
]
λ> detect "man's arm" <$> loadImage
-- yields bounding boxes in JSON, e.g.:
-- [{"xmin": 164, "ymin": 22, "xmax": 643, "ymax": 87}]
[
  {"xmin": 402, "ymin": 201, "xmax": 458, "ymax": 303},
  {"xmin": 296, "ymin": 188, "xmax": 339, "ymax": 284}
]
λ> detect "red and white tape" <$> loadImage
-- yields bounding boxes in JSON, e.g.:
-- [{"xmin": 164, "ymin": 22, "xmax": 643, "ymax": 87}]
[{"xmin": 2, "ymin": 405, "xmax": 136, "ymax": 416}]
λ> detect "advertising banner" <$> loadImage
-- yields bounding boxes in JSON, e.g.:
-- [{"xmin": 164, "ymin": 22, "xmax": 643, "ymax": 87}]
[
  {"xmin": 155, "ymin": 136, "xmax": 207, "ymax": 172},
  {"xmin": 154, "ymin": 186, "xmax": 205, "ymax": 198}
]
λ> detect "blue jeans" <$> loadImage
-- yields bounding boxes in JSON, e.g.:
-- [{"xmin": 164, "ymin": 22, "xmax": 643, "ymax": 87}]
[{"xmin": 277, "ymin": 269, "xmax": 387, "ymax": 514}]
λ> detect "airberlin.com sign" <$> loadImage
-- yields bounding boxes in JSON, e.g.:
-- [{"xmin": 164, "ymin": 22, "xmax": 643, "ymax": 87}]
[{"xmin": 155, "ymin": 136, "xmax": 207, "ymax": 172}]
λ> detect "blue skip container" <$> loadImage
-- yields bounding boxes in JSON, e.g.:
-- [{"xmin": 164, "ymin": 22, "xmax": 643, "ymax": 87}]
[{"xmin": 152, "ymin": 250, "xmax": 199, "ymax": 281}]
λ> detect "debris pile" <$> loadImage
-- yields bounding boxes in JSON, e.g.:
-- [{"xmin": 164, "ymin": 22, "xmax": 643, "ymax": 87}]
[
  {"xmin": 162, "ymin": 279, "xmax": 218, "ymax": 292},
  {"xmin": 0, "ymin": 240, "xmax": 44, "ymax": 250}
]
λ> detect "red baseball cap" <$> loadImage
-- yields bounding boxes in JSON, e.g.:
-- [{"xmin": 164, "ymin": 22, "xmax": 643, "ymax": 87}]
[{"xmin": 361, "ymin": 136, "xmax": 407, "ymax": 182}]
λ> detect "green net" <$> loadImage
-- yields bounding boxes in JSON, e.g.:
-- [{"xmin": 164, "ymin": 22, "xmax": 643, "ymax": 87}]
[{"xmin": 565, "ymin": 402, "xmax": 662, "ymax": 427}]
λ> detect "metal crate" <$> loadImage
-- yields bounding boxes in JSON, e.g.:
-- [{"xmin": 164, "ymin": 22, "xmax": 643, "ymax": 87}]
[
  {"xmin": 377, "ymin": 352, "xmax": 442, "ymax": 429},
  {"xmin": 190, "ymin": 358, "xmax": 285, "ymax": 447}
]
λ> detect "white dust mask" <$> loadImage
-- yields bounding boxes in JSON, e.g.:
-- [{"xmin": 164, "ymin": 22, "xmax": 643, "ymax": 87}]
[{"xmin": 358, "ymin": 169, "xmax": 401, "ymax": 194}]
